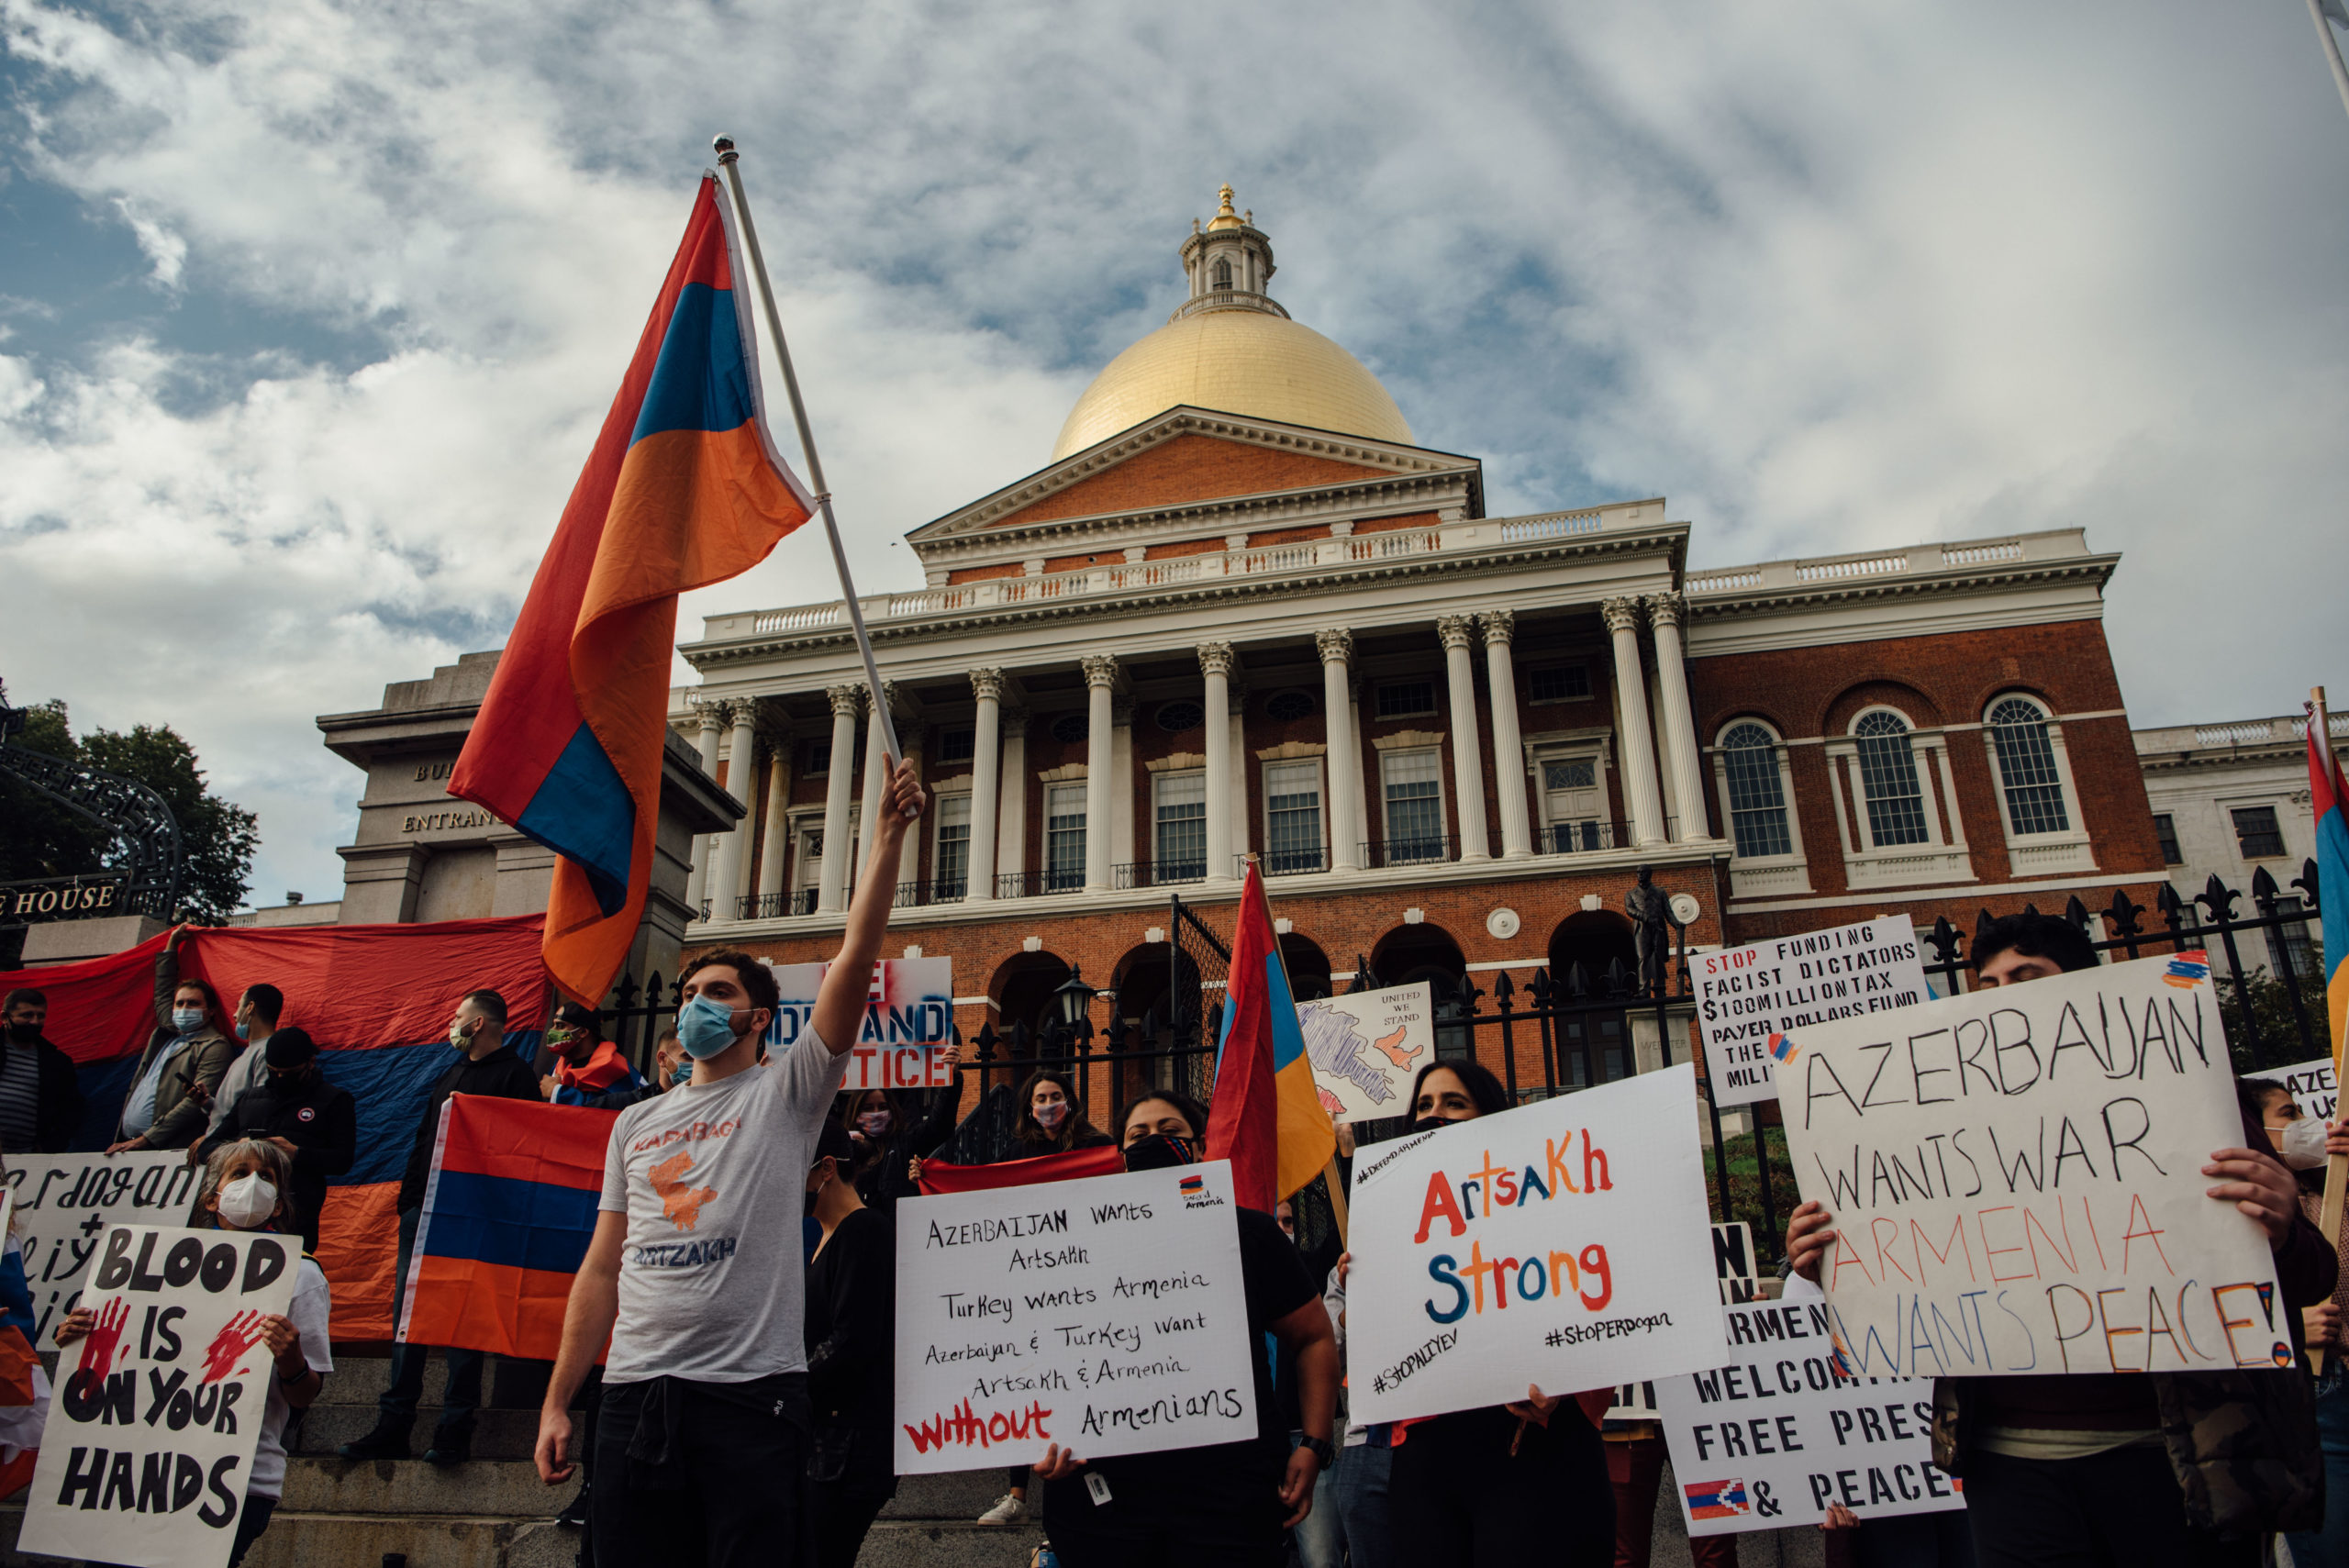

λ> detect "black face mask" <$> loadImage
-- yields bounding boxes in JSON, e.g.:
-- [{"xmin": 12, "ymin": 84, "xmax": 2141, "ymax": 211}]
[
  {"xmin": 1411, "ymin": 1116, "xmax": 1451, "ymax": 1136},
  {"xmin": 1123, "ymin": 1132, "xmax": 1197, "ymax": 1173},
  {"xmin": 5, "ymin": 1023, "xmax": 39, "ymax": 1044}
]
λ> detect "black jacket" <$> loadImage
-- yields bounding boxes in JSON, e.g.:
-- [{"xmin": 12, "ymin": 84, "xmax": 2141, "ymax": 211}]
[
  {"xmin": 3, "ymin": 1032, "xmax": 85, "ymax": 1153},
  {"xmin": 195, "ymin": 1069, "xmax": 357, "ymax": 1250},
  {"xmin": 398, "ymin": 1043, "xmax": 541, "ymax": 1212}
]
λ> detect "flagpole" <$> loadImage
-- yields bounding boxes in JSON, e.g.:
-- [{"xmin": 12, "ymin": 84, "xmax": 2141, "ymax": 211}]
[
  {"xmin": 2306, "ymin": 0, "xmax": 2349, "ymax": 126},
  {"xmin": 710, "ymin": 136, "xmax": 906, "ymax": 777},
  {"xmin": 2311, "ymin": 684, "xmax": 2346, "ymax": 1373},
  {"xmin": 1248, "ymin": 855, "xmax": 1350, "ymax": 1242}
]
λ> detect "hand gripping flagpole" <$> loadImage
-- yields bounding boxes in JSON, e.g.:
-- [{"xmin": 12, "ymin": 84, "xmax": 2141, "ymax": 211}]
[{"xmin": 711, "ymin": 136, "xmax": 911, "ymax": 808}]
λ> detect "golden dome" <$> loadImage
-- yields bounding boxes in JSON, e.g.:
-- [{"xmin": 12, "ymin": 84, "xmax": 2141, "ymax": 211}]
[{"xmin": 1052, "ymin": 308, "xmax": 1414, "ymax": 461}]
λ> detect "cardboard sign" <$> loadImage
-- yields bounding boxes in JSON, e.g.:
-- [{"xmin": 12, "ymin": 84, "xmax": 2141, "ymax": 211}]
[
  {"xmin": 1776, "ymin": 952, "xmax": 2288, "ymax": 1378},
  {"xmin": 1297, "ymin": 983, "xmax": 1435, "ymax": 1123},
  {"xmin": 894, "ymin": 1160, "xmax": 1256, "ymax": 1473},
  {"xmin": 1654, "ymin": 1296, "xmax": 1961, "ymax": 1534},
  {"xmin": 18, "ymin": 1225, "xmax": 300, "ymax": 1568},
  {"xmin": 766, "ymin": 956, "xmax": 954, "ymax": 1091},
  {"xmin": 1609, "ymin": 1222, "xmax": 1760, "ymax": 1420},
  {"xmin": 1345, "ymin": 1064, "xmax": 1727, "ymax": 1425},
  {"xmin": 3, "ymin": 1154, "xmax": 200, "ymax": 1351},
  {"xmin": 1697, "ymin": 919, "xmax": 1929, "ymax": 1107},
  {"xmin": 2254, "ymin": 1057, "xmax": 2339, "ymax": 1123}
]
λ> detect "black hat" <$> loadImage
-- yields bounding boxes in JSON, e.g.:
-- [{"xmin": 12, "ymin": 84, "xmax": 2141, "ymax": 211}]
[{"xmin": 264, "ymin": 1028, "xmax": 317, "ymax": 1069}]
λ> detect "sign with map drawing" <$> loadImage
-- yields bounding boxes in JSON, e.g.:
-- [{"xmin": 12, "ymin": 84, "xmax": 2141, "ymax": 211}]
[{"xmin": 1297, "ymin": 983, "xmax": 1434, "ymax": 1124}]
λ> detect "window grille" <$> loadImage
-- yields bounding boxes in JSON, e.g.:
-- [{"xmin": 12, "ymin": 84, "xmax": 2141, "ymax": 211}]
[
  {"xmin": 2153, "ymin": 814, "xmax": 2182, "ymax": 866},
  {"xmin": 1046, "ymin": 784, "xmax": 1086, "ymax": 889},
  {"xmin": 1720, "ymin": 724, "xmax": 1793, "ymax": 858},
  {"xmin": 2232, "ymin": 805, "xmax": 2286, "ymax": 860},
  {"xmin": 1375, "ymin": 681, "xmax": 1436, "ymax": 719},
  {"xmin": 1381, "ymin": 750, "xmax": 1444, "ymax": 862},
  {"xmin": 1264, "ymin": 762, "xmax": 1324, "ymax": 873},
  {"xmin": 933, "ymin": 795, "xmax": 970, "ymax": 898},
  {"xmin": 1154, "ymin": 773, "xmax": 1207, "ymax": 879},
  {"xmin": 1987, "ymin": 698, "xmax": 2069, "ymax": 834},
  {"xmin": 1853, "ymin": 711, "xmax": 1930, "ymax": 847},
  {"xmin": 1530, "ymin": 666, "xmax": 1591, "ymax": 702}
]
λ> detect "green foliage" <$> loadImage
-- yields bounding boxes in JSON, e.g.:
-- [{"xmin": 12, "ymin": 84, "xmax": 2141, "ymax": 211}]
[
  {"xmin": 0, "ymin": 701, "xmax": 257, "ymax": 923},
  {"xmin": 2217, "ymin": 962, "xmax": 2332, "ymax": 1073},
  {"xmin": 1704, "ymin": 1125, "xmax": 1796, "ymax": 1266}
]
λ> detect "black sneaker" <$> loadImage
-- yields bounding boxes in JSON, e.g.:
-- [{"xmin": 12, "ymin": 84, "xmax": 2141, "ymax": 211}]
[
  {"xmin": 423, "ymin": 1426, "xmax": 473, "ymax": 1467},
  {"xmin": 556, "ymin": 1482, "xmax": 592, "ymax": 1528},
  {"xmin": 337, "ymin": 1423, "xmax": 412, "ymax": 1462}
]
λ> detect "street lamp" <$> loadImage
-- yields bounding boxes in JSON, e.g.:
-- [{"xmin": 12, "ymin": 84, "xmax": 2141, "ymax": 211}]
[{"xmin": 1050, "ymin": 965, "xmax": 1098, "ymax": 1040}]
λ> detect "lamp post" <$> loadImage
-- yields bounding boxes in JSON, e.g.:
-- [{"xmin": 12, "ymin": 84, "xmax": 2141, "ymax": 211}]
[{"xmin": 1048, "ymin": 965, "xmax": 1099, "ymax": 1120}]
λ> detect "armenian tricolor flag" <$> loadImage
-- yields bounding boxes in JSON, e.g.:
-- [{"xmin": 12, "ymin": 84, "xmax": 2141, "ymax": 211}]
[
  {"xmin": 451, "ymin": 174, "xmax": 813, "ymax": 1004},
  {"xmin": 2309, "ymin": 712, "xmax": 2349, "ymax": 1065},
  {"xmin": 400, "ymin": 1095, "xmax": 617, "ymax": 1362},
  {"xmin": 1208, "ymin": 863, "xmax": 1337, "ymax": 1211},
  {"xmin": 1684, "ymin": 1479, "xmax": 1751, "ymax": 1520}
]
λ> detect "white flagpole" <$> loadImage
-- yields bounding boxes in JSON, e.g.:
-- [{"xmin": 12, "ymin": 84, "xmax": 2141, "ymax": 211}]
[
  {"xmin": 2305, "ymin": 0, "xmax": 2349, "ymax": 126},
  {"xmin": 2310, "ymin": 684, "xmax": 2346, "ymax": 1373},
  {"xmin": 711, "ymin": 135, "xmax": 905, "ymax": 776}
]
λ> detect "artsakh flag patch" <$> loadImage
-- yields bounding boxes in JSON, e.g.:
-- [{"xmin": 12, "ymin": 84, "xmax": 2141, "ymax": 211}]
[{"xmin": 1685, "ymin": 1479, "xmax": 1750, "ymax": 1520}]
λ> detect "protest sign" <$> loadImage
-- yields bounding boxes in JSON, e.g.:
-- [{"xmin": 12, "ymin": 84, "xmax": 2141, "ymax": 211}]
[
  {"xmin": 3, "ymin": 1153, "xmax": 199, "ymax": 1351},
  {"xmin": 18, "ymin": 1224, "xmax": 300, "ymax": 1568},
  {"xmin": 1344, "ymin": 1063, "xmax": 1726, "ymax": 1425},
  {"xmin": 766, "ymin": 956, "xmax": 953, "ymax": 1092},
  {"xmin": 1297, "ymin": 983, "xmax": 1434, "ymax": 1123},
  {"xmin": 2256, "ymin": 1057, "xmax": 2338, "ymax": 1122},
  {"xmin": 1697, "ymin": 919, "xmax": 1928, "ymax": 1107},
  {"xmin": 894, "ymin": 1160, "xmax": 1255, "ymax": 1473},
  {"xmin": 1654, "ymin": 1295, "xmax": 1959, "ymax": 1535},
  {"xmin": 1776, "ymin": 951, "xmax": 2288, "ymax": 1378},
  {"xmin": 1609, "ymin": 1222, "xmax": 1760, "ymax": 1419}
]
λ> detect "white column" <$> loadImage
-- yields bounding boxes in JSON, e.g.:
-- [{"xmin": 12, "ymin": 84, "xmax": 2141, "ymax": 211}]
[
  {"xmin": 1646, "ymin": 593, "xmax": 1709, "ymax": 843},
  {"xmin": 857, "ymin": 682, "xmax": 890, "ymax": 877},
  {"xmin": 1347, "ymin": 675, "xmax": 1369, "ymax": 861},
  {"xmin": 1082, "ymin": 656, "xmax": 1118, "ymax": 892},
  {"xmin": 1825, "ymin": 749, "xmax": 1859, "ymax": 857},
  {"xmin": 1601, "ymin": 598, "xmax": 1666, "ymax": 848},
  {"xmin": 1482, "ymin": 611, "xmax": 1535, "ymax": 858},
  {"xmin": 712, "ymin": 703, "xmax": 758, "ymax": 918},
  {"xmin": 967, "ymin": 670, "xmax": 1004, "ymax": 902},
  {"xmin": 1111, "ymin": 699, "xmax": 1136, "ymax": 882},
  {"xmin": 1317, "ymin": 629, "xmax": 1361, "ymax": 871},
  {"xmin": 1200, "ymin": 644, "xmax": 1235, "ymax": 882},
  {"xmin": 818, "ymin": 684, "xmax": 860, "ymax": 913},
  {"xmin": 1227, "ymin": 684, "xmax": 1252, "ymax": 859},
  {"xmin": 896, "ymin": 727, "xmax": 924, "ymax": 889},
  {"xmin": 685, "ymin": 706, "xmax": 725, "ymax": 920},
  {"xmin": 1436, "ymin": 616, "xmax": 1490, "ymax": 862},
  {"xmin": 754, "ymin": 730, "xmax": 792, "ymax": 908},
  {"xmin": 1932, "ymin": 740, "xmax": 1967, "ymax": 848},
  {"xmin": 997, "ymin": 709, "xmax": 1029, "ymax": 890}
]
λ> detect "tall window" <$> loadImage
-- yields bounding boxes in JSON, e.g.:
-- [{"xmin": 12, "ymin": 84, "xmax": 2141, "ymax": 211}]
[
  {"xmin": 2232, "ymin": 805, "xmax": 2286, "ymax": 860},
  {"xmin": 1853, "ymin": 711, "xmax": 1930, "ymax": 847},
  {"xmin": 1542, "ymin": 757, "xmax": 1603, "ymax": 852},
  {"xmin": 1212, "ymin": 258, "xmax": 1233, "ymax": 290},
  {"xmin": 933, "ymin": 795, "xmax": 971, "ymax": 899},
  {"xmin": 791, "ymin": 823, "xmax": 825, "ymax": 914},
  {"xmin": 1154, "ymin": 772, "xmax": 1207, "ymax": 880},
  {"xmin": 1381, "ymin": 750, "xmax": 1445, "ymax": 862},
  {"xmin": 1987, "ymin": 697, "xmax": 2070, "ymax": 833},
  {"xmin": 2268, "ymin": 897, "xmax": 2321, "ymax": 981},
  {"xmin": 1720, "ymin": 724, "xmax": 1793, "ymax": 858},
  {"xmin": 1264, "ymin": 762, "xmax": 1324, "ymax": 874},
  {"xmin": 2153, "ymin": 814, "xmax": 2182, "ymax": 866},
  {"xmin": 1046, "ymin": 784, "xmax": 1086, "ymax": 890}
]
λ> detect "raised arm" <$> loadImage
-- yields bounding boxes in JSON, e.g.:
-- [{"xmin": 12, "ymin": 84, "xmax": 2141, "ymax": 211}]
[{"xmin": 812, "ymin": 758, "xmax": 926, "ymax": 1057}]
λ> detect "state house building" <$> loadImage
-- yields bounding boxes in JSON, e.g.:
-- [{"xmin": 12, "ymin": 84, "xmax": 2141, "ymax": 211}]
[{"xmin": 669, "ymin": 188, "xmax": 2170, "ymax": 1049}]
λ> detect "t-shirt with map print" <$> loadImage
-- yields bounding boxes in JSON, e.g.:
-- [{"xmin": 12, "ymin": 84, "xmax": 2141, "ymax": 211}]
[
  {"xmin": 1296, "ymin": 999, "xmax": 1420, "ymax": 1119},
  {"xmin": 597, "ymin": 1028, "xmax": 848, "ymax": 1384}
]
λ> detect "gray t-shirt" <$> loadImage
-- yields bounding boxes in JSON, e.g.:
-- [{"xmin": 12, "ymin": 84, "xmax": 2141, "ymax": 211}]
[{"xmin": 597, "ymin": 1030, "xmax": 846, "ymax": 1384}]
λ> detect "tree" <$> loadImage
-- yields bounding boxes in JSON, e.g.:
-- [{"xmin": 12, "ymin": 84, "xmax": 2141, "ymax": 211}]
[{"xmin": 0, "ymin": 701, "xmax": 257, "ymax": 923}]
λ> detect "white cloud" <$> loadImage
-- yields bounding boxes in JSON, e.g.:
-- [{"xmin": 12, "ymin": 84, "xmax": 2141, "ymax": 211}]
[{"xmin": 6, "ymin": 0, "xmax": 2349, "ymax": 910}]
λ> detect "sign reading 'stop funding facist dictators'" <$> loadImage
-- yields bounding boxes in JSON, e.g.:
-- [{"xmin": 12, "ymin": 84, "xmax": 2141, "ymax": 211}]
[{"xmin": 1697, "ymin": 918, "xmax": 1929, "ymax": 1108}]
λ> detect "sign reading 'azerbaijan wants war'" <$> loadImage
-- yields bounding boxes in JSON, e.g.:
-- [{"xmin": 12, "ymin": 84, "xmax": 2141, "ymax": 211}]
[{"xmin": 1776, "ymin": 952, "xmax": 2288, "ymax": 1378}]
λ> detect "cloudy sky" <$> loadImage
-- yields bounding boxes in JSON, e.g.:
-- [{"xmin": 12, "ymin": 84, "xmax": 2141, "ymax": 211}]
[{"xmin": 6, "ymin": 0, "xmax": 2349, "ymax": 910}]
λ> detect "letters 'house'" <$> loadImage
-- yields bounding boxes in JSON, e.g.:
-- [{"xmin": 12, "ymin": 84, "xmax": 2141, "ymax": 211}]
[{"xmin": 663, "ymin": 186, "xmax": 2174, "ymax": 1080}]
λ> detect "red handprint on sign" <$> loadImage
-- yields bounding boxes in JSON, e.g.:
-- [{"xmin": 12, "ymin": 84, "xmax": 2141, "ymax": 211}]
[
  {"xmin": 201, "ymin": 1310, "xmax": 267, "ymax": 1385},
  {"xmin": 73, "ymin": 1297, "xmax": 128, "ymax": 1380}
]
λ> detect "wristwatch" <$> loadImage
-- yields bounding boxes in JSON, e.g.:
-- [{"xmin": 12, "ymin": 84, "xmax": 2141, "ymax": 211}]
[{"xmin": 1299, "ymin": 1434, "xmax": 1337, "ymax": 1469}]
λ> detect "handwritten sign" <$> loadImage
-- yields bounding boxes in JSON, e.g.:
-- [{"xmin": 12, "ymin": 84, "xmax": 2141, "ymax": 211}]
[
  {"xmin": 1697, "ymin": 919, "xmax": 1929, "ymax": 1107},
  {"xmin": 1653, "ymin": 1296, "xmax": 1960, "ymax": 1535},
  {"xmin": 1345, "ymin": 1063, "xmax": 1726, "ymax": 1425},
  {"xmin": 1608, "ymin": 1223, "xmax": 1762, "ymax": 1420},
  {"xmin": 1298, "ymin": 983, "xmax": 1434, "ymax": 1123},
  {"xmin": 1776, "ymin": 952, "xmax": 2288, "ymax": 1378},
  {"xmin": 766, "ymin": 956, "xmax": 954, "ymax": 1092},
  {"xmin": 893, "ymin": 1160, "xmax": 1255, "ymax": 1473},
  {"xmin": 4, "ymin": 1153, "xmax": 200, "ymax": 1351},
  {"xmin": 17, "ymin": 1224, "xmax": 299, "ymax": 1568},
  {"xmin": 2254, "ymin": 1057, "xmax": 2339, "ymax": 1122}
]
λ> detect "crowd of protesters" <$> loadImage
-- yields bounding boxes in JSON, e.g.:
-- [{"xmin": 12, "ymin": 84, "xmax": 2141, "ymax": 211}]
[{"xmin": 6, "ymin": 765, "xmax": 2343, "ymax": 1568}]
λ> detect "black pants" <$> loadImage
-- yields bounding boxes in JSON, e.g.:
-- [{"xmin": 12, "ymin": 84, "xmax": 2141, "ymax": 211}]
[
  {"xmin": 379, "ymin": 1206, "xmax": 482, "ymax": 1432},
  {"xmin": 1388, "ymin": 1405, "xmax": 1612, "ymax": 1568},
  {"xmin": 1962, "ymin": 1445, "xmax": 2259, "ymax": 1568},
  {"xmin": 808, "ymin": 1488, "xmax": 888, "ymax": 1568},
  {"xmin": 1041, "ymin": 1448, "xmax": 1290, "ymax": 1568},
  {"xmin": 592, "ymin": 1378, "xmax": 809, "ymax": 1567}
]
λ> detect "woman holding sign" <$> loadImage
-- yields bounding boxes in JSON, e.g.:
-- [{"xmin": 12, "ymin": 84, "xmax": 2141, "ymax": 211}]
[
  {"xmin": 1374, "ymin": 1062, "xmax": 1614, "ymax": 1568},
  {"xmin": 58, "ymin": 1139, "xmax": 330, "ymax": 1568}
]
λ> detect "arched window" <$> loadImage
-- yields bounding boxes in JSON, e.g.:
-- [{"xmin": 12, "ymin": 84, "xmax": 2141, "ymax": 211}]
[
  {"xmin": 1719, "ymin": 723, "xmax": 1792, "ymax": 857},
  {"xmin": 1987, "ymin": 696, "xmax": 2070, "ymax": 834},
  {"xmin": 1212, "ymin": 258, "xmax": 1233, "ymax": 291},
  {"xmin": 1853, "ymin": 710, "xmax": 1930, "ymax": 846}
]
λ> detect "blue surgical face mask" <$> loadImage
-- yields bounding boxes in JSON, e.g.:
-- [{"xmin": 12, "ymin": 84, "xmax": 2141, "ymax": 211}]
[
  {"xmin": 676, "ymin": 995, "xmax": 748, "ymax": 1060},
  {"xmin": 172, "ymin": 1007, "xmax": 206, "ymax": 1034},
  {"xmin": 668, "ymin": 1058, "xmax": 693, "ymax": 1086},
  {"xmin": 236, "ymin": 1020, "xmax": 250, "ymax": 1042}
]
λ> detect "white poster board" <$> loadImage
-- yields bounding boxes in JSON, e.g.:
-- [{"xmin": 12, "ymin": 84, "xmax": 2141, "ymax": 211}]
[
  {"xmin": 3, "ymin": 1153, "xmax": 201, "ymax": 1350},
  {"xmin": 1345, "ymin": 1063, "xmax": 1727, "ymax": 1424},
  {"xmin": 1298, "ymin": 983, "xmax": 1435, "ymax": 1123},
  {"xmin": 1776, "ymin": 951, "xmax": 2288, "ymax": 1378},
  {"xmin": 1654, "ymin": 1296, "xmax": 1960, "ymax": 1534},
  {"xmin": 1697, "ymin": 919, "xmax": 1929, "ymax": 1107},
  {"xmin": 766, "ymin": 956, "xmax": 954, "ymax": 1092},
  {"xmin": 2255, "ymin": 1057, "xmax": 2339, "ymax": 1122},
  {"xmin": 1608, "ymin": 1222, "xmax": 1760, "ymax": 1419},
  {"xmin": 894, "ymin": 1161, "xmax": 1256, "ymax": 1473},
  {"xmin": 18, "ymin": 1224, "xmax": 300, "ymax": 1568}
]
